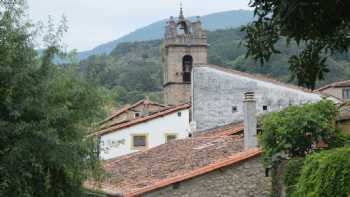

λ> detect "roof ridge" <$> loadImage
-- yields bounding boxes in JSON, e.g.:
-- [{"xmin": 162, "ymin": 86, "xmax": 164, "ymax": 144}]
[
  {"xmin": 94, "ymin": 103, "xmax": 191, "ymax": 136},
  {"xmin": 315, "ymin": 79, "xmax": 350, "ymax": 92},
  {"xmin": 199, "ymin": 64, "xmax": 314, "ymax": 93},
  {"xmin": 123, "ymin": 148, "xmax": 261, "ymax": 197},
  {"xmin": 100, "ymin": 99, "xmax": 169, "ymax": 125}
]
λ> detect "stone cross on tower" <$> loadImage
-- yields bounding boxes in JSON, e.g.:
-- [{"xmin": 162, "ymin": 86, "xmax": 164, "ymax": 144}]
[{"xmin": 163, "ymin": 7, "xmax": 208, "ymax": 106}]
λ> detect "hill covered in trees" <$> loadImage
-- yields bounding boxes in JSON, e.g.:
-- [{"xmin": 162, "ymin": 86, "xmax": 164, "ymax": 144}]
[
  {"xmin": 79, "ymin": 27, "xmax": 350, "ymax": 105},
  {"xmin": 76, "ymin": 10, "xmax": 254, "ymax": 60}
]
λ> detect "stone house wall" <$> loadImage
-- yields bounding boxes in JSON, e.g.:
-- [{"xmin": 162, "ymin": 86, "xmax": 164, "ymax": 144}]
[
  {"xmin": 141, "ymin": 156, "xmax": 271, "ymax": 197},
  {"xmin": 337, "ymin": 120, "xmax": 350, "ymax": 134}
]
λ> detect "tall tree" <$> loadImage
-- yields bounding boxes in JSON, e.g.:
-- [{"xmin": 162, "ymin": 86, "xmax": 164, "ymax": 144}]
[
  {"xmin": 243, "ymin": 0, "xmax": 350, "ymax": 89},
  {"xmin": 0, "ymin": 1, "xmax": 105, "ymax": 196}
]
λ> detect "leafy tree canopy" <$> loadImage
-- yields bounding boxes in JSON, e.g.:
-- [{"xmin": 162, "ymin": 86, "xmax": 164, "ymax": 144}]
[
  {"xmin": 0, "ymin": 1, "xmax": 106, "ymax": 196},
  {"xmin": 260, "ymin": 99, "xmax": 349, "ymax": 167},
  {"xmin": 243, "ymin": 0, "xmax": 350, "ymax": 89}
]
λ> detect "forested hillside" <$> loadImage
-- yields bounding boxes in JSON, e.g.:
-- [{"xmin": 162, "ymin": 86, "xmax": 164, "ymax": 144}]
[
  {"xmin": 77, "ymin": 10, "xmax": 254, "ymax": 60},
  {"xmin": 79, "ymin": 28, "xmax": 350, "ymax": 105}
]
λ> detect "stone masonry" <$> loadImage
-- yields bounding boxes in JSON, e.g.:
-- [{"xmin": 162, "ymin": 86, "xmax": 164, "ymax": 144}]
[
  {"xmin": 163, "ymin": 8, "xmax": 208, "ymax": 106},
  {"xmin": 141, "ymin": 156, "xmax": 271, "ymax": 197}
]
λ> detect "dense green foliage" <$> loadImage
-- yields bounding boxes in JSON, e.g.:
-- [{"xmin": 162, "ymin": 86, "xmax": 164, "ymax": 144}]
[
  {"xmin": 260, "ymin": 100, "xmax": 350, "ymax": 196},
  {"xmin": 243, "ymin": 0, "xmax": 350, "ymax": 89},
  {"xmin": 79, "ymin": 40, "xmax": 163, "ymax": 105},
  {"xmin": 283, "ymin": 159, "xmax": 304, "ymax": 197},
  {"xmin": 292, "ymin": 147, "xmax": 350, "ymax": 197},
  {"xmin": 260, "ymin": 100, "xmax": 339, "ymax": 167},
  {"xmin": 79, "ymin": 28, "xmax": 350, "ymax": 105},
  {"xmin": 0, "ymin": 2, "xmax": 105, "ymax": 196}
]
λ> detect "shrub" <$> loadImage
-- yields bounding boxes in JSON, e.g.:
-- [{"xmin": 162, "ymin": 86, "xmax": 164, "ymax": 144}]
[
  {"xmin": 292, "ymin": 147, "xmax": 350, "ymax": 197},
  {"xmin": 260, "ymin": 99, "xmax": 339, "ymax": 167},
  {"xmin": 283, "ymin": 159, "xmax": 304, "ymax": 197}
]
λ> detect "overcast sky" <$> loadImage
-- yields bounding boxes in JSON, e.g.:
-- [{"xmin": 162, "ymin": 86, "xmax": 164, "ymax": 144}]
[{"xmin": 27, "ymin": 0, "xmax": 250, "ymax": 51}]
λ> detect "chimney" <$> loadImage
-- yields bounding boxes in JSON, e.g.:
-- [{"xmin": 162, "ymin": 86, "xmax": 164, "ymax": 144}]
[
  {"xmin": 243, "ymin": 92, "xmax": 258, "ymax": 149},
  {"xmin": 142, "ymin": 96, "xmax": 150, "ymax": 116}
]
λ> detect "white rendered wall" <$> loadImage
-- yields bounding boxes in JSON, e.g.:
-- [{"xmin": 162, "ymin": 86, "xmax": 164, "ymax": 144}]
[
  {"xmin": 192, "ymin": 66, "xmax": 322, "ymax": 131},
  {"xmin": 100, "ymin": 109, "xmax": 190, "ymax": 160}
]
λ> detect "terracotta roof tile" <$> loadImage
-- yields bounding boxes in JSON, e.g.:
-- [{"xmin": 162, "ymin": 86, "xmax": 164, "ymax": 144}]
[
  {"xmin": 315, "ymin": 80, "xmax": 350, "ymax": 92},
  {"xmin": 193, "ymin": 121, "xmax": 244, "ymax": 137},
  {"xmin": 93, "ymin": 103, "xmax": 191, "ymax": 136},
  {"xmin": 84, "ymin": 130, "xmax": 255, "ymax": 196},
  {"xmin": 101, "ymin": 99, "xmax": 168, "ymax": 125},
  {"xmin": 338, "ymin": 104, "xmax": 350, "ymax": 121}
]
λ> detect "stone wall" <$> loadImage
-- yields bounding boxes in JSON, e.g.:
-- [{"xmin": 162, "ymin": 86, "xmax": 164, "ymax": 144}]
[
  {"xmin": 192, "ymin": 66, "xmax": 321, "ymax": 131},
  {"xmin": 164, "ymin": 83, "xmax": 191, "ymax": 106},
  {"xmin": 141, "ymin": 156, "xmax": 271, "ymax": 197},
  {"xmin": 337, "ymin": 120, "xmax": 350, "ymax": 134},
  {"xmin": 163, "ymin": 47, "xmax": 208, "ymax": 106}
]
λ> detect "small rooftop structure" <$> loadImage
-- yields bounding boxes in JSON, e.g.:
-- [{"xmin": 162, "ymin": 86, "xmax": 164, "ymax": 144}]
[{"xmin": 100, "ymin": 98, "xmax": 169, "ymax": 129}]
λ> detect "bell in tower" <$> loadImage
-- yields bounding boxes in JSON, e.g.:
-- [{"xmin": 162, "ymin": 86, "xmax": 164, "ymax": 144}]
[{"xmin": 162, "ymin": 6, "xmax": 208, "ymax": 106}]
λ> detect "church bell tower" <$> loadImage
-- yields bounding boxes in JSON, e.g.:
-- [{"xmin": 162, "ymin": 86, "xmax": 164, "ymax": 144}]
[{"xmin": 163, "ymin": 6, "xmax": 208, "ymax": 106}]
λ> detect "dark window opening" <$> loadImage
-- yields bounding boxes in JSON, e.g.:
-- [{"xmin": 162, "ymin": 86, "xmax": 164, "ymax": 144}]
[
  {"xmin": 134, "ymin": 112, "xmax": 141, "ymax": 118},
  {"xmin": 173, "ymin": 182, "xmax": 181, "ymax": 189},
  {"xmin": 183, "ymin": 55, "xmax": 193, "ymax": 82},
  {"xmin": 177, "ymin": 21, "xmax": 190, "ymax": 34},
  {"xmin": 132, "ymin": 135, "xmax": 147, "ymax": 148},
  {"xmin": 343, "ymin": 88, "xmax": 350, "ymax": 99},
  {"xmin": 265, "ymin": 168, "xmax": 270, "ymax": 177},
  {"xmin": 263, "ymin": 105, "xmax": 268, "ymax": 111},
  {"xmin": 177, "ymin": 112, "xmax": 182, "ymax": 117},
  {"xmin": 232, "ymin": 106, "xmax": 238, "ymax": 113}
]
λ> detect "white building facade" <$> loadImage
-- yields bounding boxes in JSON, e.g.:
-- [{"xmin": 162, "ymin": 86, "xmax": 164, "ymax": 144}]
[
  {"xmin": 192, "ymin": 65, "xmax": 322, "ymax": 131},
  {"xmin": 98, "ymin": 106, "xmax": 191, "ymax": 160}
]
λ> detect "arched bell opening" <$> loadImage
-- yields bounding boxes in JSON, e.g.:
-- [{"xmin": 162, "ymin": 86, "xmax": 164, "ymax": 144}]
[{"xmin": 183, "ymin": 55, "xmax": 193, "ymax": 82}]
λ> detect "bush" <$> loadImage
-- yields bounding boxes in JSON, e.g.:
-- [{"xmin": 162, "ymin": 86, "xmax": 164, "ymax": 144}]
[
  {"xmin": 292, "ymin": 147, "xmax": 350, "ymax": 197},
  {"xmin": 283, "ymin": 159, "xmax": 304, "ymax": 197},
  {"xmin": 260, "ymin": 99, "xmax": 339, "ymax": 167}
]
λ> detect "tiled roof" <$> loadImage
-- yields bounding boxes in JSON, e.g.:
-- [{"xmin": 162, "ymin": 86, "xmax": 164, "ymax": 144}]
[
  {"xmin": 84, "ymin": 123, "xmax": 258, "ymax": 196},
  {"xmin": 199, "ymin": 64, "xmax": 315, "ymax": 93},
  {"xmin": 338, "ymin": 104, "xmax": 350, "ymax": 121},
  {"xmin": 93, "ymin": 103, "xmax": 191, "ymax": 137},
  {"xmin": 193, "ymin": 121, "xmax": 244, "ymax": 137},
  {"xmin": 101, "ymin": 99, "xmax": 168, "ymax": 125},
  {"xmin": 315, "ymin": 80, "xmax": 350, "ymax": 92}
]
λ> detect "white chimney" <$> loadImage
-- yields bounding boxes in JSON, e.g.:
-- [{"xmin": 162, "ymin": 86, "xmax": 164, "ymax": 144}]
[{"xmin": 243, "ymin": 92, "xmax": 258, "ymax": 149}]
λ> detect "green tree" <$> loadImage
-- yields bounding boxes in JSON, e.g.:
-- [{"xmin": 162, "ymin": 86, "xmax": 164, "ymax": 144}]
[
  {"xmin": 260, "ymin": 100, "xmax": 340, "ymax": 166},
  {"xmin": 0, "ymin": 1, "xmax": 105, "ymax": 196},
  {"xmin": 243, "ymin": 0, "xmax": 350, "ymax": 89},
  {"xmin": 259, "ymin": 100, "xmax": 350, "ymax": 196}
]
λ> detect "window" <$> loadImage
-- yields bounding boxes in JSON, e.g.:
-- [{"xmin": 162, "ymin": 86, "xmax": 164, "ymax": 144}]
[
  {"xmin": 165, "ymin": 134, "xmax": 178, "ymax": 143},
  {"xmin": 343, "ymin": 88, "xmax": 350, "ymax": 99},
  {"xmin": 182, "ymin": 55, "xmax": 193, "ymax": 82},
  {"xmin": 134, "ymin": 112, "xmax": 141, "ymax": 118},
  {"xmin": 177, "ymin": 112, "xmax": 182, "ymax": 117},
  {"xmin": 131, "ymin": 134, "xmax": 148, "ymax": 149},
  {"xmin": 232, "ymin": 106, "xmax": 238, "ymax": 113},
  {"xmin": 263, "ymin": 105, "xmax": 268, "ymax": 111}
]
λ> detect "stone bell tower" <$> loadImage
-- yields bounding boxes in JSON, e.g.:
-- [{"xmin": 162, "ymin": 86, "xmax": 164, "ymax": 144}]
[{"xmin": 163, "ymin": 6, "xmax": 208, "ymax": 106}]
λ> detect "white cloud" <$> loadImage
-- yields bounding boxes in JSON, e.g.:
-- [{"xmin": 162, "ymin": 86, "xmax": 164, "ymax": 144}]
[{"xmin": 26, "ymin": 0, "xmax": 250, "ymax": 51}]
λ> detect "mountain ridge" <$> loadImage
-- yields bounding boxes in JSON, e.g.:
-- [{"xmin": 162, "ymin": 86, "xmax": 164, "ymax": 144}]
[{"xmin": 76, "ymin": 10, "xmax": 254, "ymax": 60}]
